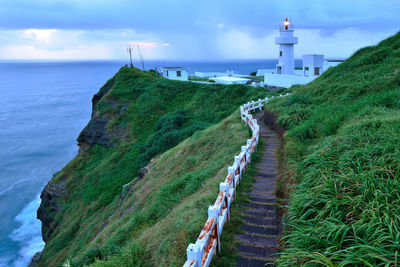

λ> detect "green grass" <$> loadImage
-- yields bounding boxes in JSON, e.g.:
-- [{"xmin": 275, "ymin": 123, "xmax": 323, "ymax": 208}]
[
  {"xmin": 38, "ymin": 67, "xmax": 288, "ymax": 266},
  {"xmin": 66, "ymin": 111, "xmax": 251, "ymax": 266},
  {"xmin": 266, "ymin": 32, "xmax": 400, "ymax": 266}
]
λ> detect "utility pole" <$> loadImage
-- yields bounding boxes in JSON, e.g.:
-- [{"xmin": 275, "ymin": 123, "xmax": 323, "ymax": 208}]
[
  {"xmin": 137, "ymin": 45, "xmax": 145, "ymax": 71},
  {"xmin": 126, "ymin": 44, "xmax": 134, "ymax": 68}
]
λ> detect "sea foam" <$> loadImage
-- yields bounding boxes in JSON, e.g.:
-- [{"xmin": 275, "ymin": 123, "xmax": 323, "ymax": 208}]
[{"xmin": 9, "ymin": 195, "xmax": 44, "ymax": 267}]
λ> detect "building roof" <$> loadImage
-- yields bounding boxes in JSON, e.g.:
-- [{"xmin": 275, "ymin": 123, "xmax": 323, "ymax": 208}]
[
  {"xmin": 161, "ymin": 67, "xmax": 188, "ymax": 70},
  {"xmin": 211, "ymin": 76, "xmax": 250, "ymax": 82}
]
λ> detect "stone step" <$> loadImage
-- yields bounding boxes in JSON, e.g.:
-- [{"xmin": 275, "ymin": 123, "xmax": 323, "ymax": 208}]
[
  {"xmin": 238, "ymin": 243, "xmax": 279, "ymax": 259},
  {"xmin": 252, "ymin": 183, "xmax": 276, "ymax": 192},
  {"xmin": 245, "ymin": 202, "xmax": 276, "ymax": 212},
  {"xmin": 254, "ymin": 173, "xmax": 276, "ymax": 179},
  {"xmin": 244, "ymin": 207, "xmax": 276, "ymax": 218},
  {"xmin": 243, "ymin": 223, "xmax": 279, "ymax": 236},
  {"xmin": 252, "ymin": 184, "xmax": 275, "ymax": 191},
  {"xmin": 251, "ymin": 188, "xmax": 275, "ymax": 195},
  {"xmin": 256, "ymin": 169, "xmax": 277, "ymax": 174},
  {"xmin": 249, "ymin": 191, "xmax": 275, "ymax": 200},
  {"xmin": 253, "ymin": 179, "xmax": 276, "ymax": 185},
  {"xmin": 248, "ymin": 196, "xmax": 276, "ymax": 204},
  {"xmin": 260, "ymin": 152, "xmax": 277, "ymax": 156},
  {"xmin": 236, "ymin": 256, "xmax": 275, "ymax": 267},
  {"xmin": 262, "ymin": 156, "xmax": 275, "ymax": 159},
  {"xmin": 236, "ymin": 233, "xmax": 278, "ymax": 247},
  {"xmin": 256, "ymin": 166, "xmax": 278, "ymax": 173},
  {"xmin": 257, "ymin": 164, "xmax": 278, "ymax": 169},
  {"xmin": 243, "ymin": 215, "xmax": 277, "ymax": 226},
  {"xmin": 251, "ymin": 189, "xmax": 275, "ymax": 196}
]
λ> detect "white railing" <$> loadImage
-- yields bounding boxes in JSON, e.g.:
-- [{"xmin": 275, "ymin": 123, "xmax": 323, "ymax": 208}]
[{"xmin": 183, "ymin": 93, "xmax": 290, "ymax": 267}]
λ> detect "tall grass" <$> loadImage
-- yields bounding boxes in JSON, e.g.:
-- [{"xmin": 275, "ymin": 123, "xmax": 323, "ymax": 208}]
[{"xmin": 267, "ymin": 32, "xmax": 400, "ymax": 266}]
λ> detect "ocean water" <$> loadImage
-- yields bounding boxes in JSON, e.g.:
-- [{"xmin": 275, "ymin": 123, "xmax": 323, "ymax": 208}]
[{"xmin": 0, "ymin": 59, "xmax": 282, "ymax": 266}]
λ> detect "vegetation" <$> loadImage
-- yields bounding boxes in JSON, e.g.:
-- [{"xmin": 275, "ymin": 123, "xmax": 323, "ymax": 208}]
[
  {"xmin": 38, "ymin": 67, "xmax": 286, "ymax": 266},
  {"xmin": 250, "ymin": 71, "xmax": 257, "ymax": 76},
  {"xmin": 266, "ymin": 32, "xmax": 400, "ymax": 265}
]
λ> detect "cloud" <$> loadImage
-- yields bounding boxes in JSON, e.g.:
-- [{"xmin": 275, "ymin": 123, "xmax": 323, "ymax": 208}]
[{"xmin": 0, "ymin": 0, "xmax": 398, "ymax": 60}]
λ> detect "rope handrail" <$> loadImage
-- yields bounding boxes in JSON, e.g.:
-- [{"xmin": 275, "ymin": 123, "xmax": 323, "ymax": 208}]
[{"xmin": 183, "ymin": 93, "xmax": 289, "ymax": 267}]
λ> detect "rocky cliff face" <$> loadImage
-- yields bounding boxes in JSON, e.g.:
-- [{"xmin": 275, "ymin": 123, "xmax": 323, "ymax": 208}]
[
  {"xmin": 35, "ymin": 73, "xmax": 126, "ymax": 256},
  {"xmin": 77, "ymin": 117, "xmax": 110, "ymax": 148},
  {"xmin": 37, "ymin": 179, "xmax": 68, "ymax": 242},
  {"xmin": 76, "ymin": 76, "xmax": 129, "ymax": 150}
]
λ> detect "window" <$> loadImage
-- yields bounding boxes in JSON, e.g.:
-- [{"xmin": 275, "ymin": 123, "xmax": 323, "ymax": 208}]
[
  {"xmin": 314, "ymin": 67, "xmax": 320, "ymax": 76},
  {"xmin": 177, "ymin": 70, "xmax": 181, "ymax": 77},
  {"xmin": 280, "ymin": 51, "xmax": 282, "ymax": 57},
  {"xmin": 166, "ymin": 70, "xmax": 169, "ymax": 77}
]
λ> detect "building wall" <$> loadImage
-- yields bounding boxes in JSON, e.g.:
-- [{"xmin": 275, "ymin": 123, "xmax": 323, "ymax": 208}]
[
  {"xmin": 302, "ymin": 55, "xmax": 324, "ymax": 77},
  {"xmin": 256, "ymin": 69, "xmax": 276, "ymax": 76},
  {"xmin": 323, "ymin": 61, "xmax": 342, "ymax": 70},
  {"xmin": 211, "ymin": 77, "xmax": 250, "ymax": 85},
  {"xmin": 264, "ymin": 73, "xmax": 316, "ymax": 88},
  {"xmin": 276, "ymin": 30, "xmax": 298, "ymax": 76},
  {"xmin": 162, "ymin": 69, "xmax": 189, "ymax": 81}
]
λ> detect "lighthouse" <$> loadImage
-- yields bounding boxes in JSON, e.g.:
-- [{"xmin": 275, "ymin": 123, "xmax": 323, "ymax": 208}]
[{"xmin": 275, "ymin": 18, "xmax": 298, "ymax": 75}]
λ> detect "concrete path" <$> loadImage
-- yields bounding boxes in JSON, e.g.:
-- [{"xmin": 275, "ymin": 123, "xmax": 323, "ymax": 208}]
[{"xmin": 236, "ymin": 112, "xmax": 280, "ymax": 267}]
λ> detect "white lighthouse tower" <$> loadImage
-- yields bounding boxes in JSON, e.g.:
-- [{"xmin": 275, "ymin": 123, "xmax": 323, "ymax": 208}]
[{"xmin": 275, "ymin": 18, "xmax": 298, "ymax": 75}]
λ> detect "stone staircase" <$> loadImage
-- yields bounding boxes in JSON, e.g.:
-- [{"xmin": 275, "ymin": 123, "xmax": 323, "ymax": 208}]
[{"xmin": 236, "ymin": 112, "xmax": 280, "ymax": 267}]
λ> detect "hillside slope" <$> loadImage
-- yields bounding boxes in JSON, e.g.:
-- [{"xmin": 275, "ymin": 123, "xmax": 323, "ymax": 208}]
[
  {"xmin": 267, "ymin": 32, "xmax": 400, "ymax": 265},
  {"xmin": 36, "ymin": 67, "xmax": 279, "ymax": 266}
]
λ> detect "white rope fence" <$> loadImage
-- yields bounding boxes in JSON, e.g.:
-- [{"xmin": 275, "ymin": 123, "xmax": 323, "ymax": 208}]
[{"xmin": 183, "ymin": 93, "xmax": 290, "ymax": 267}]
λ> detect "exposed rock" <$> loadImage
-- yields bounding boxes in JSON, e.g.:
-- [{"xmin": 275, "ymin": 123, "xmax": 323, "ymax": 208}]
[
  {"xmin": 28, "ymin": 252, "xmax": 42, "ymax": 267},
  {"xmin": 77, "ymin": 117, "xmax": 110, "ymax": 148},
  {"xmin": 137, "ymin": 158, "xmax": 154, "ymax": 179},
  {"xmin": 92, "ymin": 77, "xmax": 115, "ymax": 115},
  {"xmin": 138, "ymin": 166, "xmax": 149, "ymax": 179},
  {"xmin": 120, "ymin": 103, "xmax": 129, "ymax": 115},
  {"xmin": 37, "ymin": 179, "xmax": 68, "ymax": 242}
]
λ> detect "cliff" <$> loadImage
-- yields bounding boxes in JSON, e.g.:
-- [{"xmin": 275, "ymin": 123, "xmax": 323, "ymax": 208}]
[{"xmin": 35, "ymin": 67, "xmax": 273, "ymax": 266}]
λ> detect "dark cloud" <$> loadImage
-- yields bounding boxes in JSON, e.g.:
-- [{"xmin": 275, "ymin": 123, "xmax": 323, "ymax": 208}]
[
  {"xmin": 0, "ymin": 0, "xmax": 399, "ymax": 34},
  {"xmin": 0, "ymin": 0, "xmax": 398, "ymax": 60}
]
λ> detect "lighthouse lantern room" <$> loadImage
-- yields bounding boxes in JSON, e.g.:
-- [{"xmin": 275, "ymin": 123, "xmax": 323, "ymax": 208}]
[{"xmin": 275, "ymin": 18, "xmax": 298, "ymax": 75}]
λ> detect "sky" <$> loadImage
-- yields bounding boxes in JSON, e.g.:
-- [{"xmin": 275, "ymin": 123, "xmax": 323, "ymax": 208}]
[{"xmin": 0, "ymin": 0, "xmax": 399, "ymax": 60}]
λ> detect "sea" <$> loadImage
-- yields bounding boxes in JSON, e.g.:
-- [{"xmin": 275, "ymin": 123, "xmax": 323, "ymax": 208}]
[{"xmin": 0, "ymin": 59, "xmax": 293, "ymax": 267}]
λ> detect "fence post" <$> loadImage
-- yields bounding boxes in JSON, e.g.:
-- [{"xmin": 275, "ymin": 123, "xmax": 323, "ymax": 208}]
[
  {"xmin": 187, "ymin": 243, "xmax": 201, "ymax": 266},
  {"xmin": 219, "ymin": 182, "xmax": 230, "ymax": 221},
  {"xmin": 228, "ymin": 166, "xmax": 235, "ymax": 199},
  {"xmin": 208, "ymin": 207, "xmax": 220, "ymax": 253}
]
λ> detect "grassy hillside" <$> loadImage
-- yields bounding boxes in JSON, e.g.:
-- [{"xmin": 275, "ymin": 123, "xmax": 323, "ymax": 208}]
[
  {"xmin": 38, "ymin": 67, "xmax": 282, "ymax": 266},
  {"xmin": 267, "ymin": 32, "xmax": 400, "ymax": 265}
]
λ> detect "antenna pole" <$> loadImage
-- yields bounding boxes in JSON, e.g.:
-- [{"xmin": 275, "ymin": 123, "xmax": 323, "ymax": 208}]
[
  {"xmin": 137, "ymin": 45, "xmax": 145, "ymax": 71},
  {"xmin": 126, "ymin": 44, "xmax": 134, "ymax": 68}
]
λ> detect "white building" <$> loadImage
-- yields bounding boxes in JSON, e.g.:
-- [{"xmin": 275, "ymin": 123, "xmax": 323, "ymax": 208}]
[
  {"xmin": 210, "ymin": 76, "xmax": 250, "ymax": 85},
  {"xmin": 276, "ymin": 18, "xmax": 298, "ymax": 75},
  {"xmin": 302, "ymin": 54, "xmax": 324, "ymax": 77},
  {"xmin": 324, "ymin": 60, "xmax": 343, "ymax": 70},
  {"xmin": 262, "ymin": 18, "xmax": 343, "ymax": 88},
  {"xmin": 194, "ymin": 70, "xmax": 247, "ymax": 78},
  {"xmin": 161, "ymin": 67, "xmax": 188, "ymax": 81}
]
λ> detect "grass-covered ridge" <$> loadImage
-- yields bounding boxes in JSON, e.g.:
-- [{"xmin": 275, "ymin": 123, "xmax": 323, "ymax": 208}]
[
  {"xmin": 38, "ymin": 67, "xmax": 284, "ymax": 266},
  {"xmin": 267, "ymin": 32, "xmax": 400, "ymax": 265}
]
